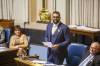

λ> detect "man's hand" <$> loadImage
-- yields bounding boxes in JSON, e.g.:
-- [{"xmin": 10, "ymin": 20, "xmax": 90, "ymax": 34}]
[{"xmin": 52, "ymin": 44, "xmax": 59, "ymax": 49}]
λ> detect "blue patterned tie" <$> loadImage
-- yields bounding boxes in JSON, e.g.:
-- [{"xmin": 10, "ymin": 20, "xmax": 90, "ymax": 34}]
[{"xmin": 79, "ymin": 54, "xmax": 94, "ymax": 66}]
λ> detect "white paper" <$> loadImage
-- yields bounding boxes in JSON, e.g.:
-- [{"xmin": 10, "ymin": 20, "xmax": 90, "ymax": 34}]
[
  {"xmin": 32, "ymin": 60, "xmax": 64, "ymax": 66},
  {"xmin": 32, "ymin": 60, "xmax": 47, "ymax": 64},
  {"xmin": 44, "ymin": 63, "xmax": 56, "ymax": 66},
  {"xmin": 42, "ymin": 42, "xmax": 53, "ymax": 48},
  {"xmin": 69, "ymin": 25, "xmax": 100, "ymax": 32},
  {"xmin": 32, "ymin": 60, "xmax": 58, "ymax": 66},
  {"xmin": 0, "ymin": 47, "xmax": 8, "ymax": 52},
  {"xmin": 44, "ymin": 64, "xmax": 64, "ymax": 66},
  {"xmin": 0, "ymin": 47, "xmax": 6, "ymax": 49}
]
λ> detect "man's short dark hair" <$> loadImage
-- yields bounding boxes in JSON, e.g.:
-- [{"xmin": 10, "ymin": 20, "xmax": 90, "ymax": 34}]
[{"xmin": 52, "ymin": 11, "xmax": 60, "ymax": 16}]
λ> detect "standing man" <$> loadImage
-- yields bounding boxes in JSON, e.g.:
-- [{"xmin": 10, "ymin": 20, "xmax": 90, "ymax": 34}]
[
  {"xmin": 44, "ymin": 11, "xmax": 70, "ymax": 65},
  {"xmin": 78, "ymin": 42, "xmax": 100, "ymax": 66}
]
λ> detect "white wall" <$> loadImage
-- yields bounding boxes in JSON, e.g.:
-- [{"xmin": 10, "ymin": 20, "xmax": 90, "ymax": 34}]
[
  {"xmin": 36, "ymin": 0, "xmax": 42, "ymax": 21},
  {"xmin": 13, "ymin": 0, "xmax": 28, "ymax": 27},
  {"xmin": 56, "ymin": 0, "xmax": 67, "ymax": 24}
]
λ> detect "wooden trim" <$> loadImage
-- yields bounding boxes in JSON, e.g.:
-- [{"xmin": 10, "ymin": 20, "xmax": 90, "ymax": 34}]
[{"xmin": 0, "ymin": 19, "xmax": 14, "ymax": 28}]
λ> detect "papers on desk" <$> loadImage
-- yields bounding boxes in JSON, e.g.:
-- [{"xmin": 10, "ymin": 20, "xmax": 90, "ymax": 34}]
[
  {"xmin": 68, "ymin": 25, "xmax": 77, "ymax": 28},
  {"xmin": 32, "ymin": 60, "xmax": 47, "ymax": 64},
  {"xmin": 69, "ymin": 25, "xmax": 100, "ymax": 32},
  {"xmin": 0, "ymin": 47, "xmax": 8, "ymax": 52},
  {"xmin": 42, "ymin": 42, "xmax": 53, "ymax": 48},
  {"xmin": 0, "ymin": 47, "xmax": 6, "ymax": 49},
  {"xmin": 77, "ymin": 26, "xmax": 100, "ymax": 32},
  {"xmin": 32, "ymin": 60, "xmax": 64, "ymax": 66},
  {"xmin": 32, "ymin": 60, "xmax": 55, "ymax": 65},
  {"xmin": 44, "ymin": 64, "xmax": 65, "ymax": 66}
]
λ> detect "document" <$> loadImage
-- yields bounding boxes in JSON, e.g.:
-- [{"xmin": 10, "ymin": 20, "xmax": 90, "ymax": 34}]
[
  {"xmin": 44, "ymin": 63, "xmax": 56, "ymax": 66},
  {"xmin": 32, "ymin": 60, "xmax": 57, "ymax": 66},
  {"xmin": 32, "ymin": 60, "xmax": 47, "ymax": 64},
  {"xmin": 0, "ymin": 47, "xmax": 8, "ymax": 52},
  {"xmin": 0, "ymin": 47, "xmax": 6, "ymax": 49},
  {"xmin": 42, "ymin": 42, "xmax": 53, "ymax": 48}
]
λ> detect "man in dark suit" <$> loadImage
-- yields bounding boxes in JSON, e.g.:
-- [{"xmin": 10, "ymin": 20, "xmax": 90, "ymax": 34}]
[
  {"xmin": 44, "ymin": 11, "xmax": 70, "ymax": 65},
  {"xmin": 79, "ymin": 42, "xmax": 100, "ymax": 66}
]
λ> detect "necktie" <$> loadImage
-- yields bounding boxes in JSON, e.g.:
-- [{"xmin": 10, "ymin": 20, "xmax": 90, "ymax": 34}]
[{"xmin": 79, "ymin": 54, "xmax": 94, "ymax": 66}]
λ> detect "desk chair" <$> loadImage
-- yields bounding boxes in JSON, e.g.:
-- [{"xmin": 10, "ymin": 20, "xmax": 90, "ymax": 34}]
[
  {"xmin": 27, "ymin": 35, "xmax": 30, "ymax": 55},
  {"xmin": 67, "ymin": 43, "xmax": 87, "ymax": 66}
]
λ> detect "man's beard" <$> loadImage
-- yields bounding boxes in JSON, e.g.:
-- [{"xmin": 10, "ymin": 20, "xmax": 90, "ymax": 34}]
[{"xmin": 53, "ymin": 20, "xmax": 59, "ymax": 24}]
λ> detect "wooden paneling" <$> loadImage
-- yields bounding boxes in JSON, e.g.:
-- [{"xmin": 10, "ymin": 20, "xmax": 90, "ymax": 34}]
[
  {"xmin": 0, "ymin": 19, "xmax": 14, "ymax": 28},
  {"xmin": 70, "ymin": 27, "xmax": 100, "ymax": 42}
]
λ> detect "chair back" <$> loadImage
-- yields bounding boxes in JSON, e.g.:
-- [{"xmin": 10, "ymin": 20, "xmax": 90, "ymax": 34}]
[
  {"xmin": 26, "ymin": 35, "xmax": 30, "ymax": 55},
  {"xmin": 67, "ymin": 43, "xmax": 87, "ymax": 66}
]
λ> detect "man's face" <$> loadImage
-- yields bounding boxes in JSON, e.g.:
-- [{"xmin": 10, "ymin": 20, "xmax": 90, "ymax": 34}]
[
  {"xmin": 90, "ymin": 42, "xmax": 100, "ymax": 54},
  {"xmin": 52, "ymin": 13, "xmax": 60, "ymax": 24}
]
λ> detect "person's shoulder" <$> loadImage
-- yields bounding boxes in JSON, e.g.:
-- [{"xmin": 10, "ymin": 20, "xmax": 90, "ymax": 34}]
[
  {"xmin": 47, "ymin": 22, "xmax": 52, "ymax": 25},
  {"xmin": 94, "ymin": 53, "xmax": 100, "ymax": 62},
  {"xmin": 46, "ymin": 22, "xmax": 52, "ymax": 29},
  {"xmin": 21, "ymin": 34, "xmax": 27, "ymax": 37},
  {"xmin": 96, "ymin": 52, "xmax": 100, "ymax": 56},
  {"xmin": 0, "ymin": 26, "xmax": 4, "ymax": 31},
  {"xmin": 11, "ymin": 35, "xmax": 16, "ymax": 39},
  {"xmin": 60, "ymin": 22, "xmax": 69, "ymax": 29}
]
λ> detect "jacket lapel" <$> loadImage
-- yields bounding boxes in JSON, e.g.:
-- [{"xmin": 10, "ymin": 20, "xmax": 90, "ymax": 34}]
[
  {"xmin": 48, "ymin": 23, "xmax": 53, "ymax": 41},
  {"xmin": 53, "ymin": 23, "xmax": 62, "ymax": 43}
]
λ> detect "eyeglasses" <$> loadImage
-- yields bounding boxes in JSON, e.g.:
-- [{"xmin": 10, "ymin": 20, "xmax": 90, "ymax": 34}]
[{"xmin": 52, "ymin": 16, "xmax": 60, "ymax": 18}]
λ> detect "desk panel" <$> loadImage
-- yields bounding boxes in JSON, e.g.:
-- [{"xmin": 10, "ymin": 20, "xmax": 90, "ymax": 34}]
[
  {"xmin": 69, "ymin": 26, "xmax": 100, "ymax": 43},
  {"xmin": 0, "ymin": 48, "xmax": 17, "ymax": 66},
  {"xmin": 15, "ymin": 58, "xmax": 43, "ymax": 66}
]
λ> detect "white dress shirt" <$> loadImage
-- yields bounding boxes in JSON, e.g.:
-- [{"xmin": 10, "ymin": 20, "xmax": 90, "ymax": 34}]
[
  {"xmin": 78, "ymin": 54, "xmax": 94, "ymax": 66},
  {"xmin": 52, "ymin": 23, "xmax": 59, "ymax": 35}
]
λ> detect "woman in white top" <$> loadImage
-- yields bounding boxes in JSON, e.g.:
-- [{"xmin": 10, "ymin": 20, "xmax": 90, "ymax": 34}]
[{"xmin": 9, "ymin": 25, "xmax": 28, "ymax": 57}]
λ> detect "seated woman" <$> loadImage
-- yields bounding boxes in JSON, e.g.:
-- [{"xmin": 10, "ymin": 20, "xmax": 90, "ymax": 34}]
[{"xmin": 9, "ymin": 25, "xmax": 28, "ymax": 57}]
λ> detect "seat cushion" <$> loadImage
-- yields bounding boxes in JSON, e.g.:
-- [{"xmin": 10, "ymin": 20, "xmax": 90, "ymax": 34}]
[{"xmin": 71, "ymin": 56, "xmax": 81, "ymax": 65}]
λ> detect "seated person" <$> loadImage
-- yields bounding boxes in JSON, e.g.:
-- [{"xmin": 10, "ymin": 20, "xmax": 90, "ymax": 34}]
[
  {"xmin": 78, "ymin": 42, "xmax": 100, "ymax": 66},
  {"xmin": 9, "ymin": 25, "xmax": 28, "ymax": 57},
  {"xmin": 0, "ymin": 25, "xmax": 5, "ymax": 47}
]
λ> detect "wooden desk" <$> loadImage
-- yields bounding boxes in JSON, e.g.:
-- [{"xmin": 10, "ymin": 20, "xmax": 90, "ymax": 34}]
[
  {"xmin": 15, "ymin": 58, "xmax": 43, "ymax": 66},
  {"xmin": 0, "ymin": 47, "xmax": 17, "ymax": 66},
  {"xmin": 69, "ymin": 26, "xmax": 100, "ymax": 42},
  {"xmin": 0, "ymin": 48, "xmax": 17, "ymax": 57}
]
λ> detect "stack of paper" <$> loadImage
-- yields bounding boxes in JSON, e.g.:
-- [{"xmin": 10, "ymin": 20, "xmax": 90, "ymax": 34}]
[
  {"xmin": 32, "ymin": 60, "xmax": 47, "ymax": 64},
  {"xmin": 42, "ymin": 42, "xmax": 53, "ymax": 48},
  {"xmin": 32, "ymin": 60, "xmax": 63, "ymax": 66},
  {"xmin": 69, "ymin": 25, "xmax": 100, "ymax": 32},
  {"xmin": 32, "ymin": 60, "xmax": 66, "ymax": 66}
]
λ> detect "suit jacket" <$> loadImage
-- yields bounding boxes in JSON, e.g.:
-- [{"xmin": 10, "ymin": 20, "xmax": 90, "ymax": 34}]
[
  {"xmin": 45, "ymin": 22, "xmax": 70, "ymax": 59},
  {"xmin": 80, "ymin": 51, "xmax": 100, "ymax": 66}
]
